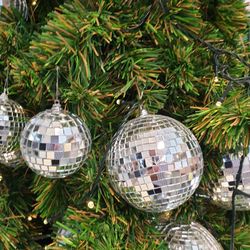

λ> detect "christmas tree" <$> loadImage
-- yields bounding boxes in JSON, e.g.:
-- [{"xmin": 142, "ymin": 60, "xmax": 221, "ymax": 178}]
[{"xmin": 0, "ymin": 0, "xmax": 249, "ymax": 249}]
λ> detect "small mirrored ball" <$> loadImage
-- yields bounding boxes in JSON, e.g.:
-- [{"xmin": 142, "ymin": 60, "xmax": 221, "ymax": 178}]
[
  {"xmin": 20, "ymin": 103, "xmax": 91, "ymax": 178},
  {"xmin": 158, "ymin": 222, "xmax": 223, "ymax": 250},
  {"xmin": 212, "ymin": 147, "xmax": 250, "ymax": 210},
  {"xmin": 0, "ymin": 92, "xmax": 26, "ymax": 166}
]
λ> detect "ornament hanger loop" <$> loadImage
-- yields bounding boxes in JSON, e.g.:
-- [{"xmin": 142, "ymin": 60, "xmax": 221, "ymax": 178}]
[
  {"xmin": 137, "ymin": 85, "xmax": 148, "ymax": 116},
  {"xmin": 138, "ymin": 90, "xmax": 144, "ymax": 101},
  {"xmin": 55, "ymin": 66, "xmax": 60, "ymax": 104}
]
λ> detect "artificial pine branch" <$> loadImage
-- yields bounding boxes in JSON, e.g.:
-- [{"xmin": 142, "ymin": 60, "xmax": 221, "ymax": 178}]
[{"xmin": 0, "ymin": 0, "xmax": 248, "ymax": 248}]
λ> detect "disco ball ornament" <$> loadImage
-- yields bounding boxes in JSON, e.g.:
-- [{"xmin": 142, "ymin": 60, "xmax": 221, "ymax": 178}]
[
  {"xmin": 212, "ymin": 147, "xmax": 250, "ymax": 210},
  {"xmin": 0, "ymin": 91, "xmax": 26, "ymax": 166},
  {"xmin": 159, "ymin": 222, "xmax": 223, "ymax": 250},
  {"xmin": 20, "ymin": 102, "xmax": 91, "ymax": 178},
  {"xmin": 107, "ymin": 110, "xmax": 204, "ymax": 212},
  {"xmin": 0, "ymin": 0, "xmax": 28, "ymax": 18}
]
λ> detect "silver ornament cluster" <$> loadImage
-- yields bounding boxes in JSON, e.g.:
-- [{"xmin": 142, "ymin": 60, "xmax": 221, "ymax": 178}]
[
  {"xmin": 0, "ymin": 92, "xmax": 26, "ymax": 166},
  {"xmin": 20, "ymin": 102, "xmax": 91, "ymax": 178},
  {"xmin": 159, "ymin": 222, "xmax": 223, "ymax": 250},
  {"xmin": 212, "ymin": 147, "xmax": 250, "ymax": 210},
  {"xmin": 107, "ymin": 111, "xmax": 204, "ymax": 212},
  {"xmin": 0, "ymin": 0, "xmax": 28, "ymax": 18}
]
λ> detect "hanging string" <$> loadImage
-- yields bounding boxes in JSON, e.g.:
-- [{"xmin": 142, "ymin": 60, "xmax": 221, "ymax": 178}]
[
  {"xmin": 213, "ymin": 53, "xmax": 219, "ymax": 80},
  {"xmin": 3, "ymin": 63, "xmax": 9, "ymax": 95},
  {"xmin": 138, "ymin": 86, "xmax": 146, "ymax": 115},
  {"xmin": 55, "ymin": 66, "xmax": 60, "ymax": 104}
]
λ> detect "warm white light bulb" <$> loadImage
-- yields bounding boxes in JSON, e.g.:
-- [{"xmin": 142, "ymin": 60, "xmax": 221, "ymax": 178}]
[
  {"xmin": 214, "ymin": 76, "xmax": 219, "ymax": 83},
  {"xmin": 216, "ymin": 101, "xmax": 222, "ymax": 107},
  {"xmin": 87, "ymin": 201, "xmax": 95, "ymax": 209}
]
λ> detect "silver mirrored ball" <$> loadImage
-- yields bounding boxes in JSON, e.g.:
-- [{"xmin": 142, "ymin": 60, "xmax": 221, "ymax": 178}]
[
  {"xmin": 0, "ymin": 92, "xmax": 26, "ymax": 166},
  {"xmin": 107, "ymin": 113, "xmax": 204, "ymax": 212},
  {"xmin": 20, "ymin": 103, "xmax": 91, "ymax": 178},
  {"xmin": 158, "ymin": 222, "xmax": 223, "ymax": 250},
  {"xmin": 0, "ymin": 0, "xmax": 28, "ymax": 18},
  {"xmin": 212, "ymin": 147, "xmax": 250, "ymax": 210}
]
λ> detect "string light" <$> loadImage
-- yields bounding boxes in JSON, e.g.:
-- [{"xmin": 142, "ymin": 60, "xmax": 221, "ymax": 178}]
[
  {"xmin": 32, "ymin": 1, "xmax": 37, "ymax": 6},
  {"xmin": 87, "ymin": 201, "xmax": 95, "ymax": 209},
  {"xmin": 216, "ymin": 101, "xmax": 222, "ymax": 107}
]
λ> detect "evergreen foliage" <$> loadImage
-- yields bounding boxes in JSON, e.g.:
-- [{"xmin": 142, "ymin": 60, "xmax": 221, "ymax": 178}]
[{"xmin": 0, "ymin": 0, "xmax": 249, "ymax": 249}]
